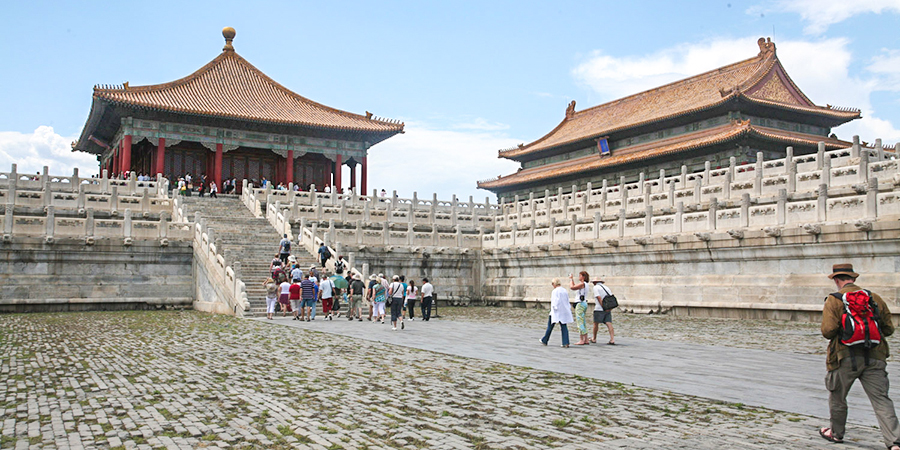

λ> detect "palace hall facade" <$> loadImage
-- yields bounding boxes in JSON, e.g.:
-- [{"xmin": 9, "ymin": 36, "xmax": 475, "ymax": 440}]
[
  {"xmin": 478, "ymin": 38, "xmax": 862, "ymax": 202},
  {"xmin": 73, "ymin": 28, "xmax": 403, "ymax": 193}
]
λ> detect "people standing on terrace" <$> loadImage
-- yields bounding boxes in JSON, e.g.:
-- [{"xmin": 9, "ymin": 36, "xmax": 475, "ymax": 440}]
[
  {"xmin": 324, "ymin": 183, "xmax": 331, "ymax": 193},
  {"xmin": 209, "ymin": 181, "xmax": 218, "ymax": 198},
  {"xmin": 569, "ymin": 271, "xmax": 590, "ymax": 346}
]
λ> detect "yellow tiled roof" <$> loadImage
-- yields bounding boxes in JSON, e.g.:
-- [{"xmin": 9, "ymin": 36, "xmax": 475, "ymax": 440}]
[
  {"xmin": 499, "ymin": 38, "xmax": 858, "ymax": 159},
  {"xmin": 93, "ymin": 49, "xmax": 404, "ymax": 134},
  {"xmin": 478, "ymin": 120, "xmax": 850, "ymax": 190}
]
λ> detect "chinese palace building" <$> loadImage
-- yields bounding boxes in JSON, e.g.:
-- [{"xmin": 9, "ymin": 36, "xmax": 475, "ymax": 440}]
[
  {"xmin": 73, "ymin": 27, "xmax": 404, "ymax": 193},
  {"xmin": 478, "ymin": 38, "xmax": 861, "ymax": 201}
]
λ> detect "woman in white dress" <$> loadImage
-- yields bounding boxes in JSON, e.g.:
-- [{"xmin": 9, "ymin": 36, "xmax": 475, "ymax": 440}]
[{"xmin": 539, "ymin": 278, "xmax": 573, "ymax": 348}]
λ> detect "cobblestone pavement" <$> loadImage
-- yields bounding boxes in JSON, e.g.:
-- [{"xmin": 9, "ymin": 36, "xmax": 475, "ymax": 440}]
[
  {"xmin": 0, "ymin": 311, "xmax": 892, "ymax": 450},
  {"xmin": 439, "ymin": 306, "xmax": 827, "ymax": 355}
]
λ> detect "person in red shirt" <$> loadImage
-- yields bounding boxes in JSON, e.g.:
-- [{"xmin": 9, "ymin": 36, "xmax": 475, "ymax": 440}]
[{"xmin": 289, "ymin": 278, "xmax": 302, "ymax": 321}]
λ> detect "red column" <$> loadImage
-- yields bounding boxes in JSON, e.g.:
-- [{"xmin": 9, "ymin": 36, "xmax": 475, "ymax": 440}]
[
  {"xmin": 349, "ymin": 162, "xmax": 357, "ymax": 190},
  {"xmin": 214, "ymin": 143, "xmax": 223, "ymax": 189},
  {"xmin": 286, "ymin": 150, "xmax": 294, "ymax": 186},
  {"xmin": 121, "ymin": 135, "xmax": 132, "ymax": 176},
  {"xmin": 334, "ymin": 154, "xmax": 342, "ymax": 193},
  {"xmin": 361, "ymin": 156, "xmax": 367, "ymax": 194},
  {"xmin": 155, "ymin": 138, "xmax": 166, "ymax": 177}
]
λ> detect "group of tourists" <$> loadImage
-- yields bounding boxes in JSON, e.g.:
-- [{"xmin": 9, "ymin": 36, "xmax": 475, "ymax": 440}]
[
  {"xmin": 264, "ymin": 236, "xmax": 436, "ymax": 331},
  {"xmin": 540, "ymin": 270, "xmax": 615, "ymax": 348},
  {"xmin": 173, "ymin": 173, "xmax": 237, "ymax": 197}
]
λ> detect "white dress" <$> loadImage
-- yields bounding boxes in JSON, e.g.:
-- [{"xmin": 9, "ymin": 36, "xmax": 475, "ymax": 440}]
[{"xmin": 549, "ymin": 286, "xmax": 573, "ymax": 324}]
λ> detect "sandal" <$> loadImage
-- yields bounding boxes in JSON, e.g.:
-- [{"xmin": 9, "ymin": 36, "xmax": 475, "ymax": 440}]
[
  {"xmin": 819, "ymin": 427, "xmax": 843, "ymax": 443},
  {"xmin": 608, "ymin": 341, "xmax": 616, "ymax": 345},
  {"xmin": 589, "ymin": 338, "xmax": 597, "ymax": 343}
]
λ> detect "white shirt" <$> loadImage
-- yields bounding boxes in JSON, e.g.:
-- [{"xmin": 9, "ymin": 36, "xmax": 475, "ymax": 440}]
[
  {"xmin": 319, "ymin": 278, "xmax": 334, "ymax": 298},
  {"xmin": 549, "ymin": 286, "xmax": 573, "ymax": 324},
  {"xmin": 421, "ymin": 282, "xmax": 434, "ymax": 297},
  {"xmin": 572, "ymin": 281, "xmax": 588, "ymax": 301},
  {"xmin": 279, "ymin": 281, "xmax": 291, "ymax": 295},
  {"xmin": 594, "ymin": 283, "xmax": 612, "ymax": 312},
  {"xmin": 389, "ymin": 282, "xmax": 404, "ymax": 299},
  {"xmin": 406, "ymin": 286, "xmax": 418, "ymax": 300},
  {"xmin": 324, "ymin": 186, "xmax": 331, "ymax": 193}
]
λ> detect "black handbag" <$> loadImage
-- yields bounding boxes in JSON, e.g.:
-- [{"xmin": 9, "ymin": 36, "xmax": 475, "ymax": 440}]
[{"xmin": 598, "ymin": 284, "xmax": 618, "ymax": 311}]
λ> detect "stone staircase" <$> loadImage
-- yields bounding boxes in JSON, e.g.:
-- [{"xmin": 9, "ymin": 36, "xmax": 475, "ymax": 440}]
[{"xmin": 178, "ymin": 196, "xmax": 318, "ymax": 316}]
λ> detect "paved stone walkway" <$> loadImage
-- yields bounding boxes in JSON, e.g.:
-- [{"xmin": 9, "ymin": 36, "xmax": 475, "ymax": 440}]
[
  {"xmin": 261, "ymin": 313, "xmax": 899, "ymax": 428},
  {"xmin": 0, "ymin": 311, "xmax": 894, "ymax": 449}
]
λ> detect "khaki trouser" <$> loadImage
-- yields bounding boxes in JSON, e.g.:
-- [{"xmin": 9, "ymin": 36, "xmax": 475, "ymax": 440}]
[{"xmin": 826, "ymin": 356, "xmax": 900, "ymax": 447}]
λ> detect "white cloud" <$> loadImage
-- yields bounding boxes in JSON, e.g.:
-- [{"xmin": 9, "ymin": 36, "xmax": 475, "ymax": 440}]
[
  {"xmin": 774, "ymin": 0, "xmax": 900, "ymax": 35},
  {"xmin": 867, "ymin": 48, "xmax": 900, "ymax": 92},
  {"xmin": 0, "ymin": 126, "xmax": 99, "ymax": 177},
  {"xmin": 451, "ymin": 117, "xmax": 510, "ymax": 131},
  {"xmin": 572, "ymin": 36, "xmax": 900, "ymax": 145},
  {"xmin": 363, "ymin": 121, "xmax": 520, "ymax": 201}
]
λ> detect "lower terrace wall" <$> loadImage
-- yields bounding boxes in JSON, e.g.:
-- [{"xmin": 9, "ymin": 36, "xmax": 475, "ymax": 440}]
[
  {"xmin": 481, "ymin": 221, "xmax": 900, "ymax": 324},
  {"xmin": 349, "ymin": 247, "xmax": 483, "ymax": 305},
  {"xmin": 0, "ymin": 237, "xmax": 193, "ymax": 313}
]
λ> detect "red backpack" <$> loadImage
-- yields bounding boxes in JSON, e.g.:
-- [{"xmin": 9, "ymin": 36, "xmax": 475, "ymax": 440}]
[{"xmin": 833, "ymin": 290, "xmax": 882, "ymax": 348}]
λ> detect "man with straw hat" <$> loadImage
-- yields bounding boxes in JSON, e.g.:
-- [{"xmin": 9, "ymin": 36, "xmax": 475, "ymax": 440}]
[{"xmin": 818, "ymin": 263, "xmax": 899, "ymax": 449}]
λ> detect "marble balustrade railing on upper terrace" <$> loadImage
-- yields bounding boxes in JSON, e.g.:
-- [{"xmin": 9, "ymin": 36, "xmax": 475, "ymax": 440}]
[
  {"xmin": 245, "ymin": 180, "xmax": 500, "ymax": 230},
  {"xmin": 498, "ymin": 139, "xmax": 895, "ymax": 225},
  {"xmin": 0, "ymin": 164, "xmax": 172, "ymax": 214}
]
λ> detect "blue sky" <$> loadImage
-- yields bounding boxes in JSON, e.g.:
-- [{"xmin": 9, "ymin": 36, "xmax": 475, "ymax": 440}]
[{"xmin": 1, "ymin": 0, "xmax": 898, "ymax": 199}]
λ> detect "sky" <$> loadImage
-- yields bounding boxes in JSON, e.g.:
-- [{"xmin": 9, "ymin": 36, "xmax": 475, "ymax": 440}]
[{"xmin": 1, "ymin": 0, "xmax": 898, "ymax": 200}]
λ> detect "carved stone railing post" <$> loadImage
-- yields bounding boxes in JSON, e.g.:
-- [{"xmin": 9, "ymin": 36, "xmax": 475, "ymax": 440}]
[
  {"xmin": 570, "ymin": 214, "xmax": 577, "ymax": 240},
  {"xmin": 549, "ymin": 217, "xmax": 556, "ymax": 243},
  {"xmin": 618, "ymin": 209, "xmax": 625, "ymax": 238},
  {"xmin": 822, "ymin": 156, "xmax": 832, "ymax": 186},
  {"xmin": 817, "ymin": 142, "xmax": 825, "ymax": 169},
  {"xmin": 851, "ymin": 135, "xmax": 860, "ymax": 158},
  {"xmin": 644, "ymin": 206, "xmax": 652, "ymax": 235},
  {"xmin": 311, "ymin": 222, "xmax": 318, "ymax": 246},
  {"xmin": 71, "ymin": 168, "xmax": 80, "ymax": 191},
  {"xmin": 755, "ymin": 152, "xmax": 764, "ymax": 196},
  {"xmin": 85, "ymin": 208, "xmax": 94, "ymax": 237},
  {"xmin": 817, "ymin": 184, "xmax": 828, "ymax": 223},
  {"xmin": 787, "ymin": 160, "xmax": 797, "ymax": 193},
  {"xmin": 621, "ymin": 177, "xmax": 629, "ymax": 208},
  {"xmin": 658, "ymin": 169, "xmax": 666, "ymax": 193},
  {"xmin": 741, "ymin": 193, "xmax": 750, "ymax": 228},
  {"xmin": 4, "ymin": 204, "xmax": 14, "ymax": 234},
  {"xmin": 784, "ymin": 147, "xmax": 793, "ymax": 175},
  {"xmin": 340, "ymin": 199, "xmax": 347, "ymax": 222},
  {"xmin": 586, "ymin": 181, "xmax": 593, "ymax": 202},
  {"xmin": 668, "ymin": 181, "xmax": 675, "ymax": 208},
  {"xmin": 638, "ymin": 172, "xmax": 646, "ymax": 193},
  {"xmin": 77, "ymin": 184, "xmax": 86, "ymax": 210},
  {"xmin": 693, "ymin": 178, "xmax": 701, "ymax": 204},
  {"xmin": 875, "ymin": 138, "xmax": 884, "ymax": 161},
  {"xmin": 776, "ymin": 189, "xmax": 787, "ymax": 226},
  {"xmin": 675, "ymin": 202, "xmax": 683, "ymax": 233},
  {"xmin": 529, "ymin": 219, "xmax": 536, "ymax": 244},
  {"xmin": 545, "ymin": 190, "xmax": 552, "ymax": 218},
  {"xmin": 141, "ymin": 188, "xmax": 150, "ymax": 213},
  {"xmin": 159, "ymin": 211, "xmax": 169, "ymax": 239},
  {"xmin": 432, "ymin": 225, "xmax": 439, "ymax": 246},
  {"xmin": 708, "ymin": 197, "xmax": 718, "ymax": 231},
  {"xmin": 723, "ymin": 172, "xmax": 732, "ymax": 200},
  {"xmin": 511, "ymin": 223, "xmax": 518, "ymax": 246},
  {"xmin": 45, "ymin": 205, "xmax": 55, "ymax": 238},
  {"xmin": 860, "ymin": 144, "xmax": 870, "ymax": 182},
  {"xmin": 7, "ymin": 166, "xmax": 17, "ymax": 206},
  {"xmin": 123, "ymin": 209, "xmax": 133, "ymax": 239},
  {"xmin": 729, "ymin": 156, "xmax": 737, "ymax": 180},
  {"xmin": 110, "ymin": 186, "xmax": 119, "ymax": 214},
  {"xmin": 101, "ymin": 169, "xmax": 109, "ymax": 193},
  {"xmin": 866, "ymin": 178, "xmax": 878, "ymax": 219},
  {"xmin": 643, "ymin": 184, "xmax": 651, "ymax": 209},
  {"xmin": 593, "ymin": 212, "xmax": 601, "ymax": 240},
  {"xmin": 382, "ymin": 221, "xmax": 390, "ymax": 246},
  {"xmin": 327, "ymin": 219, "xmax": 335, "ymax": 247},
  {"xmin": 407, "ymin": 222, "xmax": 414, "ymax": 245},
  {"xmin": 408, "ymin": 202, "xmax": 415, "ymax": 224},
  {"xmin": 680, "ymin": 165, "xmax": 688, "ymax": 188},
  {"xmin": 601, "ymin": 180, "xmax": 608, "ymax": 215},
  {"xmin": 703, "ymin": 161, "xmax": 711, "ymax": 186}
]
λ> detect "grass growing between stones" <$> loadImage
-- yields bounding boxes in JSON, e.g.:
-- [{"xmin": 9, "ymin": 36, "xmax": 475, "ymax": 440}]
[{"xmin": 0, "ymin": 310, "xmax": 882, "ymax": 449}]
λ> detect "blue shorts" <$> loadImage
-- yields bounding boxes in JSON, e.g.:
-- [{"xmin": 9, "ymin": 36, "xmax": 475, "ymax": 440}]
[{"xmin": 302, "ymin": 298, "xmax": 316, "ymax": 309}]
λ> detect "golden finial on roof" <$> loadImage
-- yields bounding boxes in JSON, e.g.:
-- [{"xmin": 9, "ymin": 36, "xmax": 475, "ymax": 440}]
[
  {"xmin": 223, "ymin": 27, "xmax": 236, "ymax": 51},
  {"xmin": 757, "ymin": 37, "xmax": 775, "ymax": 57}
]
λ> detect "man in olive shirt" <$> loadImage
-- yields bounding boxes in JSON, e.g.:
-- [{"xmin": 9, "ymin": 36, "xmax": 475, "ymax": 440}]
[{"xmin": 819, "ymin": 263, "xmax": 899, "ymax": 450}]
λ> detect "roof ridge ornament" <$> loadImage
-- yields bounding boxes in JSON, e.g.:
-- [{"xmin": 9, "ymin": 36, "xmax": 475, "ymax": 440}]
[
  {"xmin": 757, "ymin": 37, "xmax": 775, "ymax": 57},
  {"xmin": 565, "ymin": 100, "xmax": 576, "ymax": 119},
  {"xmin": 223, "ymin": 27, "xmax": 236, "ymax": 52}
]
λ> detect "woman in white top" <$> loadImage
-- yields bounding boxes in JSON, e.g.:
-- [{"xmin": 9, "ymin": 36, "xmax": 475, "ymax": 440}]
[
  {"xmin": 405, "ymin": 280, "xmax": 418, "ymax": 320},
  {"xmin": 388, "ymin": 275, "xmax": 405, "ymax": 331},
  {"xmin": 263, "ymin": 277, "xmax": 278, "ymax": 320},
  {"xmin": 569, "ymin": 271, "xmax": 591, "ymax": 345},
  {"xmin": 539, "ymin": 278, "xmax": 573, "ymax": 348},
  {"xmin": 278, "ymin": 280, "xmax": 292, "ymax": 317}
]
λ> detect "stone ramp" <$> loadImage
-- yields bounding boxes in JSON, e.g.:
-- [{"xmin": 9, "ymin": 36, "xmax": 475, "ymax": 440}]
[{"xmin": 178, "ymin": 196, "xmax": 318, "ymax": 316}]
